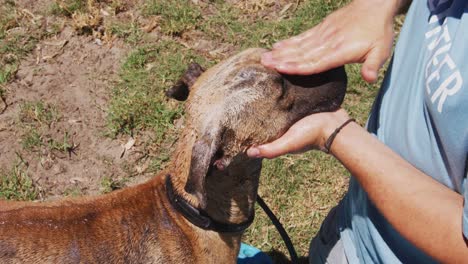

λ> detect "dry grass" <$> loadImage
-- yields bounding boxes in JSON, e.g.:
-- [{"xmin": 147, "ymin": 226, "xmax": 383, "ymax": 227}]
[{"xmin": 0, "ymin": 0, "xmax": 393, "ymax": 262}]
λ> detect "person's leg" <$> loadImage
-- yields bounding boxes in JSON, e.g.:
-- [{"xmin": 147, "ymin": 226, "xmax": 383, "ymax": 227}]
[{"xmin": 309, "ymin": 205, "xmax": 348, "ymax": 264}]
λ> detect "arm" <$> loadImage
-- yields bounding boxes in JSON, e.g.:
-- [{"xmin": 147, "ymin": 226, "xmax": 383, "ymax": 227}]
[
  {"xmin": 263, "ymin": 0, "xmax": 412, "ymax": 82},
  {"xmin": 332, "ymin": 113, "xmax": 468, "ymax": 263},
  {"xmin": 247, "ymin": 109, "xmax": 468, "ymax": 262}
]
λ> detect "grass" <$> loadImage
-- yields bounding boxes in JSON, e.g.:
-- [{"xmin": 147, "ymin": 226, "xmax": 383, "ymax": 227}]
[
  {"xmin": 193, "ymin": 1, "xmax": 348, "ymax": 49},
  {"xmin": 19, "ymin": 101, "xmax": 59, "ymax": 151},
  {"xmin": 17, "ymin": 101, "xmax": 79, "ymax": 156},
  {"xmin": 1, "ymin": 0, "xmax": 386, "ymax": 261},
  {"xmin": 106, "ymin": 39, "xmax": 213, "ymax": 174},
  {"xmin": 21, "ymin": 129, "xmax": 43, "ymax": 150},
  {"xmin": 106, "ymin": 39, "xmax": 211, "ymax": 137},
  {"xmin": 0, "ymin": 0, "xmax": 60, "ymax": 85},
  {"xmin": 47, "ymin": 131, "xmax": 77, "ymax": 154},
  {"xmin": 107, "ymin": 21, "xmax": 143, "ymax": 45},
  {"xmin": 143, "ymin": 0, "xmax": 201, "ymax": 35},
  {"xmin": 50, "ymin": 0, "xmax": 86, "ymax": 16},
  {"xmin": 63, "ymin": 186, "xmax": 82, "ymax": 197},
  {"xmin": 246, "ymin": 152, "xmax": 350, "ymax": 258},
  {"xmin": 0, "ymin": 158, "xmax": 40, "ymax": 201},
  {"xmin": 19, "ymin": 101, "xmax": 59, "ymax": 127},
  {"xmin": 112, "ymin": 0, "xmax": 377, "ymax": 260},
  {"xmin": 100, "ymin": 176, "xmax": 127, "ymax": 194}
]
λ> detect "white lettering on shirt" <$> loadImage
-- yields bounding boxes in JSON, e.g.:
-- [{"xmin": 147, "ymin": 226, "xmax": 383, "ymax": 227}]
[{"xmin": 425, "ymin": 13, "xmax": 463, "ymax": 113}]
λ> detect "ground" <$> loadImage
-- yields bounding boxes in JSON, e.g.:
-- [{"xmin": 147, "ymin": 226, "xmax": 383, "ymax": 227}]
[{"xmin": 0, "ymin": 0, "xmax": 396, "ymax": 262}]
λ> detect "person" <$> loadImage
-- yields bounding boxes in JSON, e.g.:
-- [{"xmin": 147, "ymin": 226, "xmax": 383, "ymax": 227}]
[{"xmin": 247, "ymin": 0, "xmax": 468, "ymax": 263}]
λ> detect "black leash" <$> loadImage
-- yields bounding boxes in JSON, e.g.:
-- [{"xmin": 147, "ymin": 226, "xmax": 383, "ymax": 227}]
[{"xmin": 257, "ymin": 195, "xmax": 299, "ymax": 263}]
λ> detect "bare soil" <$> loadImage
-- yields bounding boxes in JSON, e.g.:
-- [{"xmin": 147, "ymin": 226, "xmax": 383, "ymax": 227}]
[
  {"xmin": 0, "ymin": 0, "xmax": 358, "ymax": 258},
  {"xmin": 0, "ymin": 0, "xmax": 155, "ymax": 199}
]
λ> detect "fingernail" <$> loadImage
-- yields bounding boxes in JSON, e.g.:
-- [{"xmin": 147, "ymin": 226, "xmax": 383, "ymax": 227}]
[{"xmin": 247, "ymin": 148, "xmax": 260, "ymax": 158}]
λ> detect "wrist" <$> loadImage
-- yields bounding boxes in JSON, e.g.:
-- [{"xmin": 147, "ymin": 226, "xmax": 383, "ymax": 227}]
[{"xmin": 319, "ymin": 109, "xmax": 350, "ymax": 150}]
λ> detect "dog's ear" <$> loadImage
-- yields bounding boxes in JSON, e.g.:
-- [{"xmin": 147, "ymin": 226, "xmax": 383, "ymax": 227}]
[
  {"xmin": 184, "ymin": 130, "xmax": 221, "ymax": 209},
  {"xmin": 165, "ymin": 63, "xmax": 205, "ymax": 101}
]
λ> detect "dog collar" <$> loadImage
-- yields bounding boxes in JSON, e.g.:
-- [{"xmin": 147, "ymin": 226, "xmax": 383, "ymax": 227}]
[{"xmin": 165, "ymin": 175, "xmax": 254, "ymax": 233}]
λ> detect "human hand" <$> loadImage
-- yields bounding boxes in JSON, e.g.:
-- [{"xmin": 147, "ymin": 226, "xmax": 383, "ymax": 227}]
[
  {"xmin": 262, "ymin": 0, "xmax": 400, "ymax": 83},
  {"xmin": 247, "ymin": 109, "xmax": 350, "ymax": 159}
]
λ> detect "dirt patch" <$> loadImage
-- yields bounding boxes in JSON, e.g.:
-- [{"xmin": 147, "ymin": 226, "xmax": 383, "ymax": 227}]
[
  {"xmin": 0, "ymin": 25, "xmax": 139, "ymax": 198},
  {"xmin": 15, "ymin": 0, "xmax": 52, "ymax": 14},
  {"xmin": 0, "ymin": 0, "xmax": 359, "ymax": 257}
]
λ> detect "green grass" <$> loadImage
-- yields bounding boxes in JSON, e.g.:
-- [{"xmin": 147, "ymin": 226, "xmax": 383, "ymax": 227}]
[
  {"xmin": 0, "ymin": 0, "xmax": 60, "ymax": 85},
  {"xmin": 197, "ymin": 1, "xmax": 348, "ymax": 49},
  {"xmin": 0, "ymin": 158, "xmax": 40, "ymax": 201},
  {"xmin": 49, "ymin": 0, "xmax": 87, "ymax": 16},
  {"xmin": 244, "ymin": 152, "xmax": 350, "ymax": 259},
  {"xmin": 21, "ymin": 129, "xmax": 43, "ymax": 150},
  {"xmin": 106, "ymin": 39, "xmax": 214, "ymax": 174},
  {"xmin": 108, "ymin": 21, "xmax": 144, "ymax": 45},
  {"xmin": 0, "ymin": 0, "xmax": 16, "ymax": 40},
  {"xmin": 106, "ymin": 39, "xmax": 211, "ymax": 137},
  {"xmin": 1, "ymin": 0, "xmax": 385, "ymax": 261},
  {"xmin": 111, "ymin": 0, "xmax": 378, "ymax": 260},
  {"xmin": 141, "ymin": 0, "xmax": 348, "ymax": 48},
  {"xmin": 63, "ymin": 186, "xmax": 82, "ymax": 197},
  {"xmin": 19, "ymin": 101, "xmax": 59, "ymax": 127},
  {"xmin": 100, "ymin": 176, "xmax": 127, "ymax": 194},
  {"xmin": 143, "ymin": 0, "xmax": 201, "ymax": 35},
  {"xmin": 47, "ymin": 131, "xmax": 76, "ymax": 154},
  {"xmin": 17, "ymin": 101, "xmax": 77, "ymax": 155},
  {"xmin": 148, "ymin": 152, "xmax": 170, "ymax": 172}
]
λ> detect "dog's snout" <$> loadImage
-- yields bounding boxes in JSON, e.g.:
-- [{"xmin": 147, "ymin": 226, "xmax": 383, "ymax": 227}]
[{"xmin": 278, "ymin": 67, "xmax": 347, "ymax": 113}]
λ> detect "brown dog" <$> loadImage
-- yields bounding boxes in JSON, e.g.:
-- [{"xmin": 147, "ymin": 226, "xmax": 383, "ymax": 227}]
[{"xmin": 0, "ymin": 48, "xmax": 346, "ymax": 263}]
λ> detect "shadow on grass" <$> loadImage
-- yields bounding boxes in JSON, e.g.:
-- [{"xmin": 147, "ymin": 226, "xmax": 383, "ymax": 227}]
[{"xmin": 267, "ymin": 250, "xmax": 309, "ymax": 264}]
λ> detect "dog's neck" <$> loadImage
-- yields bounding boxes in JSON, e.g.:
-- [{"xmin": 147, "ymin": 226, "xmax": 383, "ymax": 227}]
[{"xmin": 169, "ymin": 128, "xmax": 261, "ymax": 226}]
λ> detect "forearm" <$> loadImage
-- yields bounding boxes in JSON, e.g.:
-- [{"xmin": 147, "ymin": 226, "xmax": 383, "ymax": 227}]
[
  {"xmin": 353, "ymin": 0, "xmax": 412, "ymax": 15},
  {"xmin": 329, "ymin": 121, "xmax": 468, "ymax": 262}
]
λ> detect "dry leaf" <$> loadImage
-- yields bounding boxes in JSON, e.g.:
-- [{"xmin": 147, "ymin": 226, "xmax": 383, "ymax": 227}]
[
  {"xmin": 279, "ymin": 3, "xmax": 293, "ymax": 16},
  {"xmin": 120, "ymin": 137, "xmax": 136, "ymax": 158}
]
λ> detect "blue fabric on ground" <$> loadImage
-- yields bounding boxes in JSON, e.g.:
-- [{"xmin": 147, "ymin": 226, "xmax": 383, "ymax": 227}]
[{"xmin": 237, "ymin": 243, "xmax": 273, "ymax": 264}]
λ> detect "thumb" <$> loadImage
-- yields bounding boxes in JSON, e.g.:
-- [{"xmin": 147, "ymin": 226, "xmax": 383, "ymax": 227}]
[
  {"xmin": 361, "ymin": 46, "xmax": 390, "ymax": 83},
  {"xmin": 247, "ymin": 127, "xmax": 311, "ymax": 159}
]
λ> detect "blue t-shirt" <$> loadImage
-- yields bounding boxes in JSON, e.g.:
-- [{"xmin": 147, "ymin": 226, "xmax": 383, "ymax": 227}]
[{"xmin": 338, "ymin": 0, "xmax": 468, "ymax": 263}]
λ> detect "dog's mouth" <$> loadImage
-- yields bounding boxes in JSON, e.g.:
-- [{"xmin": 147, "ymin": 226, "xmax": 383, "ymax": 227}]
[{"xmin": 212, "ymin": 148, "xmax": 227, "ymax": 171}]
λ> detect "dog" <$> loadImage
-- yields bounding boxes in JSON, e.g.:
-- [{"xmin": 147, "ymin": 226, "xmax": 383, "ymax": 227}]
[{"xmin": 0, "ymin": 48, "xmax": 346, "ymax": 263}]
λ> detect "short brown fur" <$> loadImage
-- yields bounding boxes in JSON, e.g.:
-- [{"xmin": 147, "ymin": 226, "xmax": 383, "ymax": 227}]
[{"xmin": 0, "ymin": 48, "xmax": 346, "ymax": 263}]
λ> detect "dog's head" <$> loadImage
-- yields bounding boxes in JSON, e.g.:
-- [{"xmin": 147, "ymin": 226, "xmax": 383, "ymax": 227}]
[{"xmin": 167, "ymin": 48, "xmax": 346, "ymax": 208}]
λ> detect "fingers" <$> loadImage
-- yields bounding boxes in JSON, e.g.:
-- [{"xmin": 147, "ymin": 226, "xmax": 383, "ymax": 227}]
[
  {"xmin": 262, "ymin": 1, "xmax": 396, "ymax": 78},
  {"xmin": 247, "ymin": 109, "xmax": 349, "ymax": 159},
  {"xmin": 247, "ymin": 125, "xmax": 315, "ymax": 159},
  {"xmin": 262, "ymin": 42, "xmax": 356, "ymax": 75},
  {"xmin": 361, "ymin": 44, "xmax": 392, "ymax": 83},
  {"xmin": 262, "ymin": 27, "xmax": 327, "ymax": 73},
  {"xmin": 264, "ymin": 39, "xmax": 392, "ymax": 80}
]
